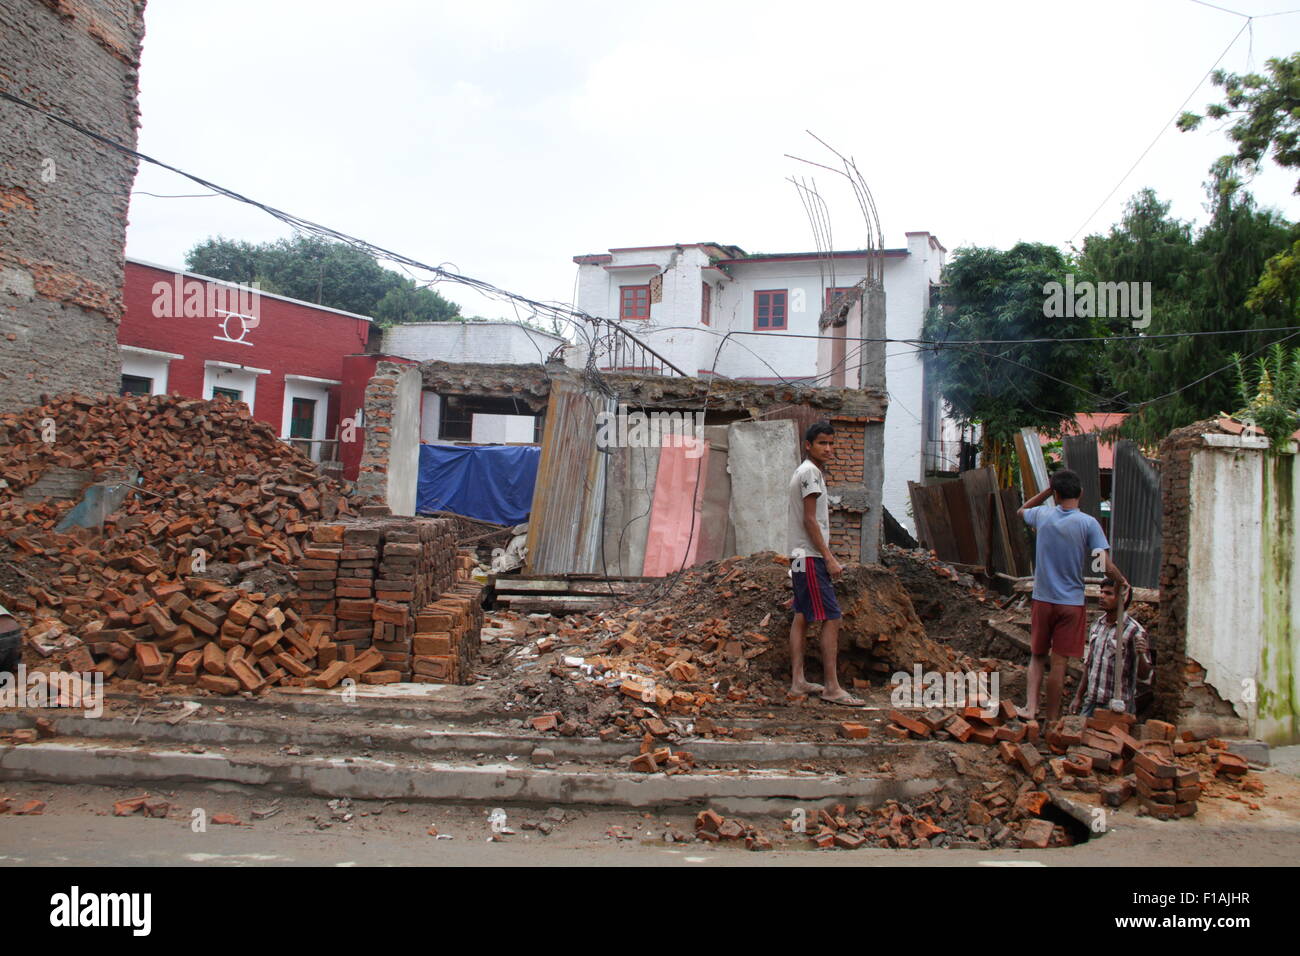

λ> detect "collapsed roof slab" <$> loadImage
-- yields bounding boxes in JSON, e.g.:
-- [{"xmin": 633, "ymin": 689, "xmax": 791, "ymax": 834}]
[
  {"xmin": 414, "ymin": 359, "xmax": 888, "ymax": 420},
  {"xmin": 416, "ymin": 360, "xmax": 553, "ymax": 413}
]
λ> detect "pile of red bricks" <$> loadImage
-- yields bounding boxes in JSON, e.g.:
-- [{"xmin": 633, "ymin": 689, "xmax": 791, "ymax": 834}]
[
  {"xmin": 777, "ymin": 783, "xmax": 1065, "ymax": 850},
  {"xmin": 0, "ymin": 394, "xmax": 486, "ymax": 693},
  {"xmin": 411, "ymin": 582, "xmax": 484, "ymax": 684},
  {"xmin": 63, "ymin": 577, "xmax": 389, "ymax": 692},
  {"xmin": 289, "ymin": 519, "xmax": 482, "ymax": 685},
  {"xmin": 695, "ymin": 809, "xmax": 772, "ymax": 850},
  {"xmin": 886, "ymin": 704, "xmax": 1212, "ymax": 823},
  {"xmin": 291, "ymin": 519, "xmax": 454, "ymax": 673}
]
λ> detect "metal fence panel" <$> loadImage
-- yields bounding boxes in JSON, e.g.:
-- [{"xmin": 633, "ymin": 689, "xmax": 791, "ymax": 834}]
[{"xmin": 1111, "ymin": 439, "xmax": 1162, "ymax": 589}]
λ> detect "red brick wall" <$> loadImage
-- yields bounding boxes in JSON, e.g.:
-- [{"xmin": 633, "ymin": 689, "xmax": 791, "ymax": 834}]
[
  {"xmin": 119, "ymin": 262, "xmax": 372, "ymax": 443},
  {"xmin": 340, "ymin": 353, "xmax": 417, "ymax": 482},
  {"xmin": 829, "ymin": 510, "xmax": 862, "ymax": 563},
  {"xmin": 824, "ymin": 417, "xmax": 867, "ymax": 484}
]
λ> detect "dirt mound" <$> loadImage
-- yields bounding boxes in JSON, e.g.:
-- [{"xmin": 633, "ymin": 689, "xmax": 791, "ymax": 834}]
[
  {"xmin": 495, "ymin": 551, "xmax": 1010, "ymax": 740},
  {"xmin": 881, "ymin": 545, "xmax": 998, "ymax": 654}
]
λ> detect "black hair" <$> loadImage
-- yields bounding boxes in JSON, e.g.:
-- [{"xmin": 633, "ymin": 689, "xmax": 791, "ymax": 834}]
[
  {"xmin": 805, "ymin": 421, "xmax": 835, "ymax": 444},
  {"xmin": 1051, "ymin": 468, "xmax": 1082, "ymax": 500}
]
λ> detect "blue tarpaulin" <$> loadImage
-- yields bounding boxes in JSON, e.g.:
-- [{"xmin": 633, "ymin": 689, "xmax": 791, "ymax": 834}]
[{"xmin": 416, "ymin": 444, "xmax": 540, "ymax": 526}]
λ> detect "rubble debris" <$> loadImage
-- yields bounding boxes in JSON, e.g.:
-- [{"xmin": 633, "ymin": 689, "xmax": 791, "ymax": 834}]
[
  {"xmin": 694, "ymin": 808, "xmax": 771, "ymax": 848},
  {"xmin": 0, "ymin": 393, "xmax": 486, "ymax": 695},
  {"xmin": 1212, "ymin": 751, "xmax": 1249, "ymax": 777},
  {"xmin": 112, "ymin": 795, "xmax": 149, "ymax": 816},
  {"xmin": 497, "ymin": 551, "xmax": 1009, "ymax": 744},
  {"xmin": 251, "ymin": 800, "xmax": 282, "ymax": 820}
]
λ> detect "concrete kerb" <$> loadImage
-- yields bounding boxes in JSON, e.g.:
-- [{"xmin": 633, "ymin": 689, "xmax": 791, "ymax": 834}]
[
  {"xmin": 0, "ymin": 740, "xmax": 957, "ymax": 812},
  {"xmin": 0, "ymin": 711, "xmax": 924, "ymax": 765},
  {"xmin": 97, "ymin": 686, "xmax": 506, "ymax": 723}
]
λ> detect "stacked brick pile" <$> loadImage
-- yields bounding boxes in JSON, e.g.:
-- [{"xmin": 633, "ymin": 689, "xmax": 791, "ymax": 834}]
[
  {"xmin": 290, "ymin": 519, "xmax": 483, "ymax": 685},
  {"xmin": 0, "ymin": 394, "xmax": 372, "ymax": 688},
  {"xmin": 411, "ymin": 582, "xmax": 484, "ymax": 684},
  {"xmin": 0, "ymin": 394, "xmax": 490, "ymax": 693},
  {"xmin": 291, "ymin": 518, "xmax": 454, "ymax": 679}
]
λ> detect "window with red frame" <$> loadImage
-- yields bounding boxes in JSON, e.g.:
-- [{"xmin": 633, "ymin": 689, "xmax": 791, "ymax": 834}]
[
  {"xmin": 620, "ymin": 285, "xmax": 650, "ymax": 320},
  {"xmin": 701, "ymin": 282, "xmax": 711, "ymax": 325},
  {"xmin": 754, "ymin": 289, "xmax": 787, "ymax": 330},
  {"xmin": 825, "ymin": 286, "xmax": 854, "ymax": 307}
]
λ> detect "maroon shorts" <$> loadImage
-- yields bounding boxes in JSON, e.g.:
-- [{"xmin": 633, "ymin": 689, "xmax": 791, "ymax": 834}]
[{"xmin": 1030, "ymin": 600, "xmax": 1087, "ymax": 658}]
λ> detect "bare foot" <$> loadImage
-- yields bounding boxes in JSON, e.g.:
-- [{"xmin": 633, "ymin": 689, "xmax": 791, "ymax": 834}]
[
  {"xmin": 820, "ymin": 689, "xmax": 866, "ymax": 707},
  {"xmin": 789, "ymin": 680, "xmax": 824, "ymax": 696},
  {"xmin": 1016, "ymin": 705, "xmax": 1036, "ymax": 720}
]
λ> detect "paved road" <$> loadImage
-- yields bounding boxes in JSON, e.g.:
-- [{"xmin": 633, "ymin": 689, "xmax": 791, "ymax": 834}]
[{"xmin": 3, "ymin": 781, "xmax": 1299, "ymax": 867}]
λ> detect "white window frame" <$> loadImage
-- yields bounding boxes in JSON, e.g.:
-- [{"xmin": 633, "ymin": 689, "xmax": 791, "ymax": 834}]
[
  {"xmin": 119, "ymin": 345, "xmax": 183, "ymax": 395},
  {"xmin": 281, "ymin": 373, "xmax": 340, "ymax": 462},
  {"xmin": 202, "ymin": 360, "xmax": 269, "ymax": 414}
]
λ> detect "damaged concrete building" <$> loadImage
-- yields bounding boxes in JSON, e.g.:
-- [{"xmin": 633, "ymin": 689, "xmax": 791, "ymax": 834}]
[{"xmin": 354, "ymin": 358, "xmax": 888, "ymax": 574}]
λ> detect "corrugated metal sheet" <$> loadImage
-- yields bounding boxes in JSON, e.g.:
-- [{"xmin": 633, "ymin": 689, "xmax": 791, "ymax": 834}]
[
  {"xmin": 524, "ymin": 381, "xmax": 614, "ymax": 574},
  {"xmin": 1110, "ymin": 439, "xmax": 1162, "ymax": 589},
  {"xmin": 1063, "ymin": 434, "xmax": 1102, "ymax": 524}
]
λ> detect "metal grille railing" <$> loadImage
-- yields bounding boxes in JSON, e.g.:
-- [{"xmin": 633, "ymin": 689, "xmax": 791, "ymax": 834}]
[
  {"xmin": 924, "ymin": 439, "xmax": 964, "ymax": 474},
  {"xmin": 589, "ymin": 319, "xmax": 688, "ymax": 377}
]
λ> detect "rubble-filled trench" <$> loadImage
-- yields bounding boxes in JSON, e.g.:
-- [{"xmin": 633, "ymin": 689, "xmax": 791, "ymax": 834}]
[{"xmin": 0, "ymin": 393, "xmax": 1269, "ymax": 854}]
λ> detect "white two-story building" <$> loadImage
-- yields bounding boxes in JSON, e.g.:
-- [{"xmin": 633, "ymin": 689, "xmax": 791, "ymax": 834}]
[{"xmin": 571, "ymin": 232, "xmax": 966, "ymax": 536}]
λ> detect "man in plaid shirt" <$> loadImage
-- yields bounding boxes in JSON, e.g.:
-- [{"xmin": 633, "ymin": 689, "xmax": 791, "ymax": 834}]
[{"xmin": 1072, "ymin": 579, "xmax": 1152, "ymax": 716}]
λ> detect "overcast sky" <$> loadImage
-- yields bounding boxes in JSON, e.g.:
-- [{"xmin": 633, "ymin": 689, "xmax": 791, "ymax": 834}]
[{"xmin": 124, "ymin": 0, "xmax": 1300, "ymax": 322}]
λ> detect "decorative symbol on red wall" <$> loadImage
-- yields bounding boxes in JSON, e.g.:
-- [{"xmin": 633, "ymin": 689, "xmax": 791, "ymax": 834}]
[{"xmin": 213, "ymin": 309, "xmax": 259, "ymax": 346}]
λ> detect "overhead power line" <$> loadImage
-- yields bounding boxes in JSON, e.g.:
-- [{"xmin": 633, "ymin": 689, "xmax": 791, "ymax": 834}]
[
  {"xmin": 5, "ymin": 87, "xmax": 1295, "ymax": 422},
  {"xmin": 1068, "ymin": 19, "xmax": 1251, "ymax": 242}
]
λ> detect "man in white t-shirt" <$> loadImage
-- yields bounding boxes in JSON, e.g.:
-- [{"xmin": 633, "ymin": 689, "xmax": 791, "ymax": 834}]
[{"xmin": 786, "ymin": 422, "xmax": 864, "ymax": 706}]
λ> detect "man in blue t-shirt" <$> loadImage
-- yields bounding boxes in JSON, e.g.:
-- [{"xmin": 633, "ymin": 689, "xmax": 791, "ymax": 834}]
[{"xmin": 1016, "ymin": 469, "xmax": 1128, "ymax": 722}]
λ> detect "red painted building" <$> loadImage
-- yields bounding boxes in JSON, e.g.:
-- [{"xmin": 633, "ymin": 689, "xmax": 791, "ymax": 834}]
[{"xmin": 118, "ymin": 259, "xmax": 374, "ymax": 467}]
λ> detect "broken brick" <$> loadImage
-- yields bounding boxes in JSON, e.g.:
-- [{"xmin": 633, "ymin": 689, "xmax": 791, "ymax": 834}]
[{"xmin": 1019, "ymin": 819, "xmax": 1053, "ymax": 849}]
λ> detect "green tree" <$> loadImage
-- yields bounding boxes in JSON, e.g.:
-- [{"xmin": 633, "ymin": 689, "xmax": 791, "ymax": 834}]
[
  {"xmin": 1179, "ymin": 52, "xmax": 1300, "ymax": 325},
  {"xmin": 186, "ymin": 235, "xmax": 460, "ymax": 324},
  {"xmin": 923, "ymin": 242, "xmax": 1105, "ymax": 482},
  {"xmin": 1080, "ymin": 186, "xmax": 1291, "ymax": 444},
  {"xmin": 1178, "ymin": 53, "xmax": 1300, "ymax": 195},
  {"xmin": 372, "ymin": 282, "xmax": 461, "ymax": 325}
]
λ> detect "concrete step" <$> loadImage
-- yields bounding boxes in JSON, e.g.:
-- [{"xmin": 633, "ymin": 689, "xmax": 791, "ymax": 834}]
[
  {"xmin": 0, "ymin": 738, "xmax": 956, "ymax": 814},
  {"xmin": 101, "ymin": 683, "xmax": 507, "ymax": 723},
  {"xmin": 0, "ymin": 710, "xmax": 917, "ymax": 767}
]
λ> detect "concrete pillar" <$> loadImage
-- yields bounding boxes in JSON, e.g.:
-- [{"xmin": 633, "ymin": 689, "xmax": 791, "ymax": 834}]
[
  {"xmin": 860, "ymin": 287, "xmax": 886, "ymax": 564},
  {"xmin": 386, "ymin": 366, "xmax": 422, "ymax": 516}
]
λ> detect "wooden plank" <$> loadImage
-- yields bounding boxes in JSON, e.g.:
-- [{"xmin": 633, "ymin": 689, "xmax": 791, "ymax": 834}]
[
  {"xmin": 917, "ymin": 484, "xmax": 960, "ymax": 562},
  {"xmin": 1012, "ymin": 579, "xmax": 1160, "ymax": 603},
  {"xmin": 961, "ymin": 467, "xmax": 998, "ymax": 569},
  {"xmin": 908, "ymin": 481, "xmax": 934, "ymax": 551},
  {"xmin": 496, "ymin": 595, "xmax": 619, "ymax": 612},
  {"xmin": 941, "ymin": 479, "xmax": 980, "ymax": 565},
  {"xmin": 494, "ymin": 579, "xmax": 645, "ymax": 595},
  {"xmin": 986, "ymin": 492, "xmax": 1010, "ymax": 576},
  {"xmin": 999, "ymin": 487, "xmax": 1033, "ymax": 577}
]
